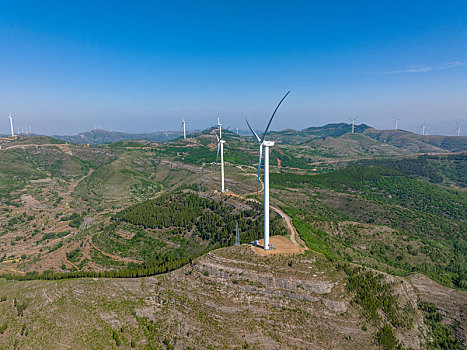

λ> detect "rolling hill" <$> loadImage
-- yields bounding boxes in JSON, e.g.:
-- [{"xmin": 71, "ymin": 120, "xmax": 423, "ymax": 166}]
[
  {"xmin": 362, "ymin": 128, "xmax": 467, "ymax": 153},
  {"xmin": 53, "ymin": 129, "xmax": 183, "ymax": 145}
]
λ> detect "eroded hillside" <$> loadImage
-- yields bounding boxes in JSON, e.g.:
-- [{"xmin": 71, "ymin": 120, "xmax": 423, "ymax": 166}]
[{"xmin": 0, "ymin": 246, "xmax": 464, "ymax": 349}]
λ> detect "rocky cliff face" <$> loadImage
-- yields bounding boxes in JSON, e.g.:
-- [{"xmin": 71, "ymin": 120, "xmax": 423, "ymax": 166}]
[{"xmin": 0, "ymin": 245, "xmax": 464, "ymax": 349}]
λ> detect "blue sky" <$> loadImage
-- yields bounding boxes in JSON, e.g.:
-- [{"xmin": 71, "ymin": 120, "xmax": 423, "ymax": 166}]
[{"xmin": 1, "ymin": 1, "xmax": 466, "ymax": 135}]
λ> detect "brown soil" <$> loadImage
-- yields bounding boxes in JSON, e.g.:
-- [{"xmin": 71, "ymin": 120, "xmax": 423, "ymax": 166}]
[{"xmin": 251, "ymin": 235, "xmax": 306, "ymax": 255}]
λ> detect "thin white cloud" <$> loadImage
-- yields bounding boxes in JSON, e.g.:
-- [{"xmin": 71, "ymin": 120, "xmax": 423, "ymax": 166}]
[
  {"xmin": 379, "ymin": 61, "xmax": 466, "ymax": 74},
  {"xmin": 389, "ymin": 65, "xmax": 433, "ymax": 74},
  {"xmin": 440, "ymin": 61, "xmax": 466, "ymax": 69}
]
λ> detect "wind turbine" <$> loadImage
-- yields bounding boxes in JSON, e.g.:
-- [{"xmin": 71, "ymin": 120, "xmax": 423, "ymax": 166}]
[
  {"xmin": 394, "ymin": 118, "xmax": 400, "ymax": 130},
  {"xmin": 181, "ymin": 119, "xmax": 187, "ymax": 139},
  {"xmin": 215, "ymin": 118, "xmax": 226, "ymax": 192},
  {"xmin": 8, "ymin": 113, "xmax": 14, "ymax": 137},
  {"xmin": 349, "ymin": 117, "xmax": 357, "ymax": 134},
  {"xmin": 421, "ymin": 122, "xmax": 426, "ymax": 136},
  {"xmin": 246, "ymin": 91, "xmax": 290, "ymax": 250},
  {"xmin": 456, "ymin": 122, "xmax": 461, "ymax": 136}
]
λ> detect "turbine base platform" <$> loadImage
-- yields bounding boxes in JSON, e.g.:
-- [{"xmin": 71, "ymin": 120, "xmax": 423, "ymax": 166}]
[{"xmin": 251, "ymin": 236, "xmax": 305, "ymax": 256}]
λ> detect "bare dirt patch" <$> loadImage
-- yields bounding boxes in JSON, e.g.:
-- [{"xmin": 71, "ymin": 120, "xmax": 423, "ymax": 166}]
[
  {"xmin": 20, "ymin": 194, "xmax": 45, "ymax": 209},
  {"xmin": 251, "ymin": 235, "xmax": 306, "ymax": 255}
]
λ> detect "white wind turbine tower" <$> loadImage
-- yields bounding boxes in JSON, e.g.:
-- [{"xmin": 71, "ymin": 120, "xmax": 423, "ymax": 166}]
[
  {"xmin": 394, "ymin": 118, "xmax": 400, "ymax": 130},
  {"xmin": 215, "ymin": 118, "xmax": 226, "ymax": 192},
  {"xmin": 181, "ymin": 119, "xmax": 187, "ymax": 139},
  {"xmin": 349, "ymin": 117, "xmax": 357, "ymax": 134},
  {"xmin": 8, "ymin": 113, "xmax": 14, "ymax": 137},
  {"xmin": 456, "ymin": 121, "xmax": 461, "ymax": 136},
  {"xmin": 421, "ymin": 122, "xmax": 426, "ymax": 136},
  {"xmin": 247, "ymin": 91, "xmax": 290, "ymax": 250}
]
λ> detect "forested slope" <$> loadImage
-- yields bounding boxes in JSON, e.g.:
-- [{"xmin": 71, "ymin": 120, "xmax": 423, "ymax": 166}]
[{"xmin": 270, "ymin": 163, "xmax": 467, "ymax": 289}]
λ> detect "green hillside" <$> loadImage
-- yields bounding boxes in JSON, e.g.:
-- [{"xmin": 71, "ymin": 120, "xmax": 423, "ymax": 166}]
[
  {"xmin": 270, "ymin": 164, "xmax": 467, "ymax": 289},
  {"xmin": 363, "ymin": 128, "xmax": 467, "ymax": 153},
  {"xmin": 267, "ymin": 123, "xmax": 371, "ymax": 144},
  {"xmin": 93, "ymin": 192, "xmax": 285, "ymax": 265}
]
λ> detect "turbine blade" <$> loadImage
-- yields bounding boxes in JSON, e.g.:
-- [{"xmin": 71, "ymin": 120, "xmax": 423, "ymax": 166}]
[
  {"xmin": 256, "ymin": 145, "xmax": 262, "ymax": 198},
  {"xmin": 216, "ymin": 133, "xmax": 219, "ymax": 142},
  {"xmin": 261, "ymin": 91, "xmax": 290, "ymax": 142},
  {"xmin": 216, "ymin": 142, "xmax": 220, "ymax": 166},
  {"xmin": 246, "ymin": 119, "xmax": 261, "ymax": 143}
]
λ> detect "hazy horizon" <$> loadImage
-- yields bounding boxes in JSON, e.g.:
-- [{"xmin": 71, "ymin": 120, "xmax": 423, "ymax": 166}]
[
  {"xmin": 1, "ymin": 1, "xmax": 467, "ymax": 135},
  {"xmin": 2, "ymin": 119, "xmax": 466, "ymax": 138}
]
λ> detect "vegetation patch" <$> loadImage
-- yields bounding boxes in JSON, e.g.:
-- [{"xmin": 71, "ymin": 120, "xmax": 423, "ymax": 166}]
[{"xmin": 418, "ymin": 301, "xmax": 460, "ymax": 349}]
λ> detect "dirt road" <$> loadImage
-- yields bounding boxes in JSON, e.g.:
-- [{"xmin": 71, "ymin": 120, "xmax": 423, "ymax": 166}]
[{"xmin": 270, "ymin": 205, "xmax": 307, "ymax": 249}]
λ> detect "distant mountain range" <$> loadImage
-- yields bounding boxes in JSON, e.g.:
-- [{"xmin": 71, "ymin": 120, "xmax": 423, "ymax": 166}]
[
  {"xmin": 52, "ymin": 129, "xmax": 184, "ymax": 145},
  {"xmin": 1, "ymin": 123, "xmax": 465, "ymax": 154},
  {"xmin": 267, "ymin": 123, "xmax": 371, "ymax": 144},
  {"xmin": 51, "ymin": 123, "xmax": 372, "ymax": 145}
]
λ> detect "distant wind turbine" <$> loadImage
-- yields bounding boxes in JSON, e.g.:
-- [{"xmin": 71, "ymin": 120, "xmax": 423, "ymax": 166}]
[
  {"xmin": 348, "ymin": 117, "xmax": 357, "ymax": 134},
  {"xmin": 215, "ymin": 117, "xmax": 226, "ymax": 193},
  {"xmin": 394, "ymin": 118, "xmax": 400, "ymax": 130},
  {"xmin": 181, "ymin": 119, "xmax": 187, "ymax": 139},
  {"xmin": 8, "ymin": 113, "xmax": 14, "ymax": 137},
  {"xmin": 456, "ymin": 122, "xmax": 461, "ymax": 137},
  {"xmin": 247, "ymin": 90, "xmax": 290, "ymax": 251},
  {"xmin": 421, "ymin": 122, "xmax": 426, "ymax": 136}
]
